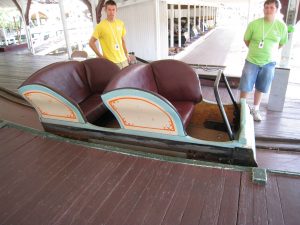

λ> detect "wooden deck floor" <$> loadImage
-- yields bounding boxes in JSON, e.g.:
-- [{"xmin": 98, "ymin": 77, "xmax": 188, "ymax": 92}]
[
  {"xmin": 1, "ymin": 125, "xmax": 300, "ymax": 225},
  {"xmin": 0, "ymin": 52, "xmax": 65, "ymax": 93}
]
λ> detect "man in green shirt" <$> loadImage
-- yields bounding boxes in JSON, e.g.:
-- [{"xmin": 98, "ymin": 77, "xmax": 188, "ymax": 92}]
[{"xmin": 239, "ymin": 0, "xmax": 288, "ymax": 121}]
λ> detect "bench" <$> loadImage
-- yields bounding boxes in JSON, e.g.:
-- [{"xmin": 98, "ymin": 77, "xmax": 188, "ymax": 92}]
[
  {"xmin": 104, "ymin": 59, "xmax": 202, "ymax": 128},
  {"xmin": 20, "ymin": 58, "xmax": 120, "ymax": 123}
]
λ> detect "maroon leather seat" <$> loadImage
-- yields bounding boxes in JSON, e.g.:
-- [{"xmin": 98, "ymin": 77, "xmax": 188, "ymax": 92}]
[
  {"xmin": 20, "ymin": 58, "xmax": 120, "ymax": 123},
  {"xmin": 104, "ymin": 59, "xmax": 202, "ymax": 129}
]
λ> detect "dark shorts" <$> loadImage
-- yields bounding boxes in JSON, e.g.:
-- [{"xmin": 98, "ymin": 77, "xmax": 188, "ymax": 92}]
[{"xmin": 239, "ymin": 60, "xmax": 276, "ymax": 93}]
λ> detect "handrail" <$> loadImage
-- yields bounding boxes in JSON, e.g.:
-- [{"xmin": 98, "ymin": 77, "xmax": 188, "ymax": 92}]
[
  {"xmin": 221, "ymin": 72, "xmax": 240, "ymax": 123},
  {"xmin": 213, "ymin": 70, "xmax": 236, "ymax": 140}
]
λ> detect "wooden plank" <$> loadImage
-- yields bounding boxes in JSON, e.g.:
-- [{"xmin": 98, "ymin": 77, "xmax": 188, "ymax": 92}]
[
  {"xmin": 88, "ymin": 158, "xmax": 158, "ymax": 225},
  {"xmin": 0, "ymin": 143, "xmax": 87, "ymax": 224},
  {"xmin": 0, "ymin": 127, "xmax": 24, "ymax": 145},
  {"xmin": 257, "ymin": 150, "xmax": 300, "ymax": 173},
  {"xmin": 276, "ymin": 174, "xmax": 300, "ymax": 225},
  {"xmin": 179, "ymin": 167, "xmax": 214, "ymax": 225},
  {"xmin": 198, "ymin": 169, "xmax": 226, "ymax": 225},
  {"xmin": 237, "ymin": 172, "xmax": 254, "ymax": 225},
  {"xmin": 141, "ymin": 163, "xmax": 186, "ymax": 225},
  {"xmin": 265, "ymin": 174, "xmax": 285, "ymax": 225},
  {"xmin": 217, "ymin": 170, "xmax": 241, "ymax": 225},
  {"xmin": 48, "ymin": 152, "xmax": 127, "ymax": 225},
  {"xmin": 119, "ymin": 161, "xmax": 174, "ymax": 225},
  {"xmin": 45, "ymin": 154, "xmax": 134, "ymax": 225},
  {"xmin": 18, "ymin": 151, "xmax": 120, "ymax": 225},
  {"xmin": 0, "ymin": 135, "xmax": 61, "ymax": 186},
  {"xmin": 0, "ymin": 128, "xmax": 37, "ymax": 160},
  {"xmin": 99, "ymin": 160, "xmax": 160, "ymax": 225},
  {"xmin": 160, "ymin": 166, "xmax": 198, "ymax": 225}
]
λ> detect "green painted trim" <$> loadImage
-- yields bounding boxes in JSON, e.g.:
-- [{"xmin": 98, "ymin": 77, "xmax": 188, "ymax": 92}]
[
  {"xmin": 252, "ymin": 167, "xmax": 267, "ymax": 184},
  {"xmin": 0, "ymin": 120, "xmax": 7, "ymax": 128}
]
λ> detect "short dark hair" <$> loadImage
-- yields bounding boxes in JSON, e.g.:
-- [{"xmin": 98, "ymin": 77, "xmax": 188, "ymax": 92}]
[
  {"xmin": 105, "ymin": 0, "xmax": 117, "ymax": 8},
  {"xmin": 264, "ymin": 0, "xmax": 281, "ymax": 9}
]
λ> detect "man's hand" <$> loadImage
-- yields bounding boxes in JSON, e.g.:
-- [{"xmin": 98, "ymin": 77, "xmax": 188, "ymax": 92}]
[{"xmin": 126, "ymin": 54, "xmax": 131, "ymax": 63}]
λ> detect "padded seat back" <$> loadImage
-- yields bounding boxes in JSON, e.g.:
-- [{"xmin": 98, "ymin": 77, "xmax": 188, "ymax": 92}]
[
  {"xmin": 83, "ymin": 58, "xmax": 120, "ymax": 94},
  {"xmin": 150, "ymin": 59, "xmax": 202, "ymax": 103},
  {"xmin": 104, "ymin": 64, "xmax": 158, "ymax": 93},
  {"xmin": 22, "ymin": 61, "xmax": 90, "ymax": 103}
]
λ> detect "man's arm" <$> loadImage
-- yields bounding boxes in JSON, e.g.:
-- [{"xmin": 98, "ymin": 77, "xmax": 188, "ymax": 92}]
[
  {"xmin": 89, "ymin": 36, "xmax": 103, "ymax": 57},
  {"xmin": 122, "ymin": 37, "xmax": 131, "ymax": 62}
]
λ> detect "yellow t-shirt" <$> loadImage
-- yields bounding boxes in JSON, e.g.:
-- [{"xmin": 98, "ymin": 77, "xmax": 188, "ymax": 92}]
[{"xmin": 92, "ymin": 19, "xmax": 127, "ymax": 64}]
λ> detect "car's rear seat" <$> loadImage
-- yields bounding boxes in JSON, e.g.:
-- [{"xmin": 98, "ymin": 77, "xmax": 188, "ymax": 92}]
[{"xmin": 104, "ymin": 59, "xmax": 202, "ymax": 128}]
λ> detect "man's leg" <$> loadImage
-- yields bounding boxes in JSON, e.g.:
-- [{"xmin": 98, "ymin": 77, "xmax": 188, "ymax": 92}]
[
  {"xmin": 240, "ymin": 91, "xmax": 249, "ymax": 99},
  {"xmin": 254, "ymin": 89, "xmax": 263, "ymax": 107}
]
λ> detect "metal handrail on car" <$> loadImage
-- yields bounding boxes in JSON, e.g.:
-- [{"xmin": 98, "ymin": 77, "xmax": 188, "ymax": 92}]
[{"xmin": 214, "ymin": 70, "xmax": 240, "ymax": 141}]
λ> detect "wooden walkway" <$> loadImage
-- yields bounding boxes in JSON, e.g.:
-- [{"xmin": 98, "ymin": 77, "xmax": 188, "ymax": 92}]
[
  {"xmin": 0, "ymin": 52, "xmax": 65, "ymax": 93},
  {"xmin": 1, "ymin": 124, "xmax": 300, "ymax": 225}
]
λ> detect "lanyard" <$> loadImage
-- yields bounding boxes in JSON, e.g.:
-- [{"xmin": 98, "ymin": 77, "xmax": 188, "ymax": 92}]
[
  {"xmin": 108, "ymin": 20, "xmax": 120, "ymax": 46},
  {"xmin": 262, "ymin": 19, "xmax": 275, "ymax": 41}
]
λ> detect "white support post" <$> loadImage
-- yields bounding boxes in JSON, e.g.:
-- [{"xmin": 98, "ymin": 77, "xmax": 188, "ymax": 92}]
[
  {"xmin": 178, "ymin": 4, "xmax": 181, "ymax": 48},
  {"xmin": 20, "ymin": 1, "xmax": 35, "ymax": 54},
  {"xmin": 268, "ymin": 0, "xmax": 299, "ymax": 111},
  {"xmin": 90, "ymin": 0, "xmax": 101, "ymax": 54},
  {"xmin": 193, "ymin": 5, "xmax": 196, "ymax": 30},
  {"xmin": 170, "ymin": 4, "xmax": 174, "ymax": 48},
  {"xmin": 1, "ymin": 28, "xmax": 9, "ymax": 46},
  {"xmin": 214, "ymin": 7, "xmax": 217, "ymax": 26},
  {"xmin": 91, "ymin": 0, "xmax": 97, "ymax": 28},
  {"xmin": 155, "ymin": 0, "xmax": 161, "ymax": 59},
  {"xmin": 203, "ymin": 6, "xmax": 205, "ymax": 33},
  {"xmin": 59, "ymin": 0, "xmax": 72, "ymax": 59},
  {"xmin": 187, "ymin": 4, "xmax": 190, "ymax": 42},
  {"xmin": 198, "ymin": 5, "xmax": 201, "ymax": 32}
]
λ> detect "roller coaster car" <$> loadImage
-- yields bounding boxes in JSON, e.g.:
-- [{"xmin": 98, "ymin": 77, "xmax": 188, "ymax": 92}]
[{"xmin": 18, "ymin": 58, "xmax": 257, "ymax": 167}]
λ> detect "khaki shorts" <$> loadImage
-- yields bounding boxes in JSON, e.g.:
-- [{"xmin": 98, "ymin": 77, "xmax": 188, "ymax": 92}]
[{"xmin": 116, "ymin": 60, "xmax": 129, "ymax": 69}]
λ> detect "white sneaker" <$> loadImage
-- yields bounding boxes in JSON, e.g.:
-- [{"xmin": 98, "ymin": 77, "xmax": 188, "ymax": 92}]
[{"xmin": 251, "ymin": 109, "xmax": 262, "ymax": 122}]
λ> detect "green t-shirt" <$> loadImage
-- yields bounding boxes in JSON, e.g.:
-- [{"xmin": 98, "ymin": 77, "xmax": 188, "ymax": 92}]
[{"xmin": 244, "ymin": 18, "xmax": 288, "ymax": 66}]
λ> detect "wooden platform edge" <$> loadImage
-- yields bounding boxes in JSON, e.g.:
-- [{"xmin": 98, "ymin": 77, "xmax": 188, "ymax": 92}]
[{"xmin": 1, "ymin": 119, "xmax": 252, "ymax": 172}]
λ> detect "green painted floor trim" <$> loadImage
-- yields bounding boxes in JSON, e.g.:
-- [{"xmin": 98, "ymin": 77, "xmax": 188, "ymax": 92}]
[
  {"xmin": 0, "ymin": 120, "xmax": 7, "ymax": 128},
  {"xmin": 252, "ymin": 168, "xmax": 267, "ymax": 185}
]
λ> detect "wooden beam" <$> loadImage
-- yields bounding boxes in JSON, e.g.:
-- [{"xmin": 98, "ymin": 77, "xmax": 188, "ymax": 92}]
[
  {"xmin": 96, "ymin": 0, "xmax": 105, "ymax": 23},
  {"xmin": 80, "ymin": 0, "xmax": 92, "ymax": 18},
  {"xmin": 24, "ymin": 0, "xmax": 32, "ymax": 26},
  {"xmin": 12, "ymin": 0, "xmax": 23, "ymax": 15}
]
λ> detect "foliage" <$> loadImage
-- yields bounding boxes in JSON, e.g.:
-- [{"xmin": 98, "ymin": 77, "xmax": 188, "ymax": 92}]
[{"xmin": 0, "ymin": 8, "xmax": 22, "ymax": 30}]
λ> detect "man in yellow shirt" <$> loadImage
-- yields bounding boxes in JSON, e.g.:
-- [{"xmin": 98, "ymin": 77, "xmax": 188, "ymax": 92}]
[{"xmin": 89, "ymin": 0, "xmax": 130, "ymax": 69}]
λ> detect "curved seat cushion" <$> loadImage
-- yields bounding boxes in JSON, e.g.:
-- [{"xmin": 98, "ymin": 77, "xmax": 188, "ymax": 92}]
[
  {"xmin": 171, "ymin": 101, "xmax": 195, "ymax": 129},
  {"xmin": 21, "ymin": 61, "xmax": 90, "ymax": 103},
  {"xmin": 150, "ymin": 60, "xmax": 202, "ymax": 103},
  {"xmin": 104, "ymin": 64, "xmax": 158, "ymax": 93},
  {"xmin": 83, "ymin": 58, "xmax": 120, "ymax": 93},
  {"xmin": 79, "ymin": 94, "xmax": 107, "ymax": 123}
]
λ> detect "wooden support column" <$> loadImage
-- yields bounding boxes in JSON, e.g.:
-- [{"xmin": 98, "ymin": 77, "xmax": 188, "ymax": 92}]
[
  {"xmin": 170, "ymin": 4, "xmax": 174, "ymax": 48},
  {"xmin": 198, "ymin": 4, "xmax": 201, "ymax": 32},
  {"xmin": 155, "ymin": 0, "xmax": 161, "ymax": 59},
  {"xmin": 12, "ymin": 0, "xmax": 34, "ymax": 54},
  {"xmin": 203, "ymin": 5, "xmax": 206, "ymax": 33},
  {"xmin": 178, "ymin": 4, "xmax": 181, "ymax": 47},
  {"xmin": 187, "ymin": 4, "xmax": 190, "ymax": 41},
  {"xmin": 58, "ymin": 0, "xmax": 72, "ymax": 59},
  {"xmin": 193, "ymin": 5, "xmax": 196, "ymax": 31}
]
